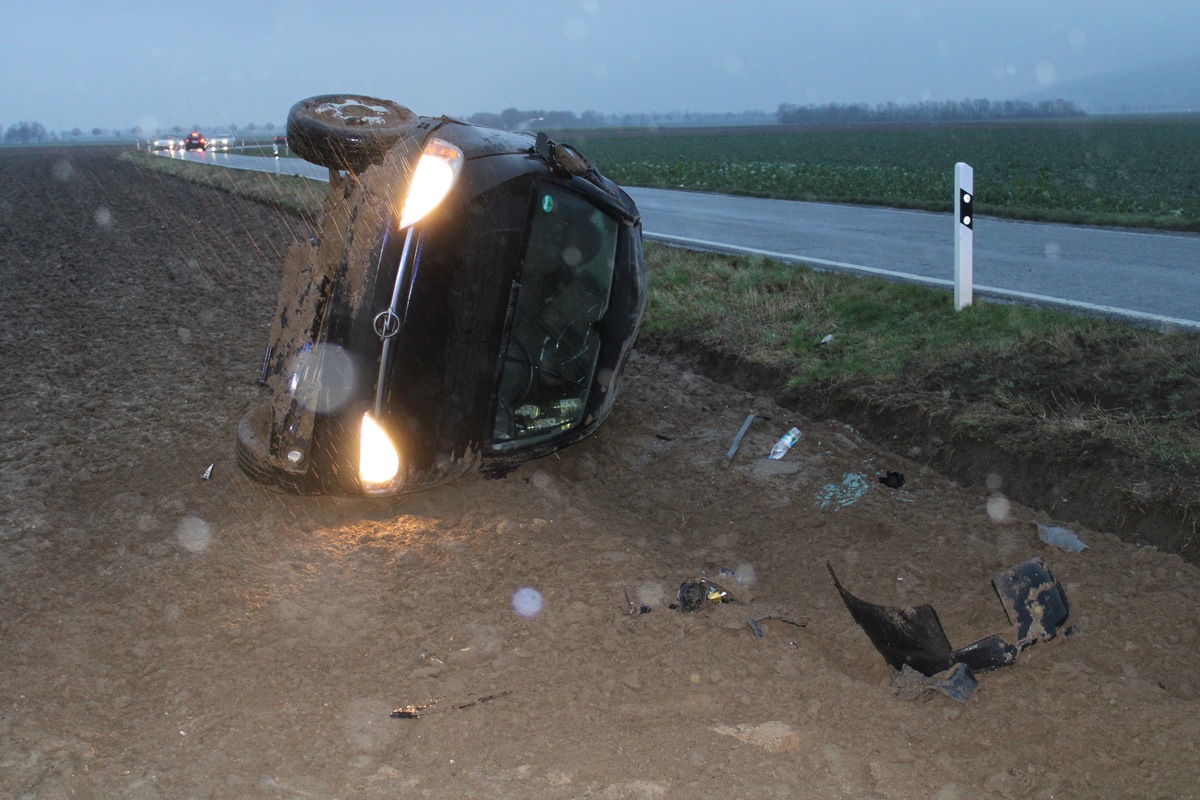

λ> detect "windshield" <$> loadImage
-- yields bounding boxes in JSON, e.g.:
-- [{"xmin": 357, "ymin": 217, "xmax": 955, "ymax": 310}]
[{"xmin": 492, "ymin": 184, "xmax": 619, "ymax": 448}]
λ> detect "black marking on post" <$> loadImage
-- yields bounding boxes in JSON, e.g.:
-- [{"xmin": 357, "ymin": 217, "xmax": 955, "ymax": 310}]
[{"xmin": 958, "ymin": 190, "xmax": 974, "ymax": 229}]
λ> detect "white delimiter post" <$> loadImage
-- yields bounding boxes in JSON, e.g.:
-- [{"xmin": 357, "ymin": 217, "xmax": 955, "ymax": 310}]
[{"xmin": 954, "ymin": 162, "xmax": 974, "ymax": 310}]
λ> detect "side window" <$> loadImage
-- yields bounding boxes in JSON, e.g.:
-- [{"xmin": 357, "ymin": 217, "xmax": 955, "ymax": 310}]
[{"xmin": 492, "ymin": 186, "xmax": 619, "ymax": 447}]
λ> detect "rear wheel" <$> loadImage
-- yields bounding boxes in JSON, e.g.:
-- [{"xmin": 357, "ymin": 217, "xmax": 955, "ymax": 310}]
[{"xmin": 286, "ymin": 94, "xmax": 415, "ymax": 173}]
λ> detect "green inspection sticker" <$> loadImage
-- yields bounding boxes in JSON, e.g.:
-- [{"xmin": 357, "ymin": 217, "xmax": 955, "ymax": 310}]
[{"xmin": 541, "ymin": 194, "xmax": 554, "ymax": 213}]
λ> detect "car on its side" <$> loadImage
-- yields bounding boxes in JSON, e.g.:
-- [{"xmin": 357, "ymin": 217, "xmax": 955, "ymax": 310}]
[
  {"xmin": 236, "ymin": 94, "xmax": 647, "ymax": 496},
  {"xmin": 184, "ymin": 131, "xmax": 207, "ymax": 151}
]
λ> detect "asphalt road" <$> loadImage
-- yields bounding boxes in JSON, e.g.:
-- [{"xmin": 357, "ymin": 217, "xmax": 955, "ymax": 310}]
[{"xmin": 158, "ymin": 148, "xmax": 1200, "ymax": 328}]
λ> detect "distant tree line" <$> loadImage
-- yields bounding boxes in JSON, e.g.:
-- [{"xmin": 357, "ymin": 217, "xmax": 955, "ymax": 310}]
[
  {"xmin": 776, "ymin": 98, "xmax": 1086, "ymax": 125},
  {"xmin": 2, "ymin": 101, "xmax": 1089, "ymax": 147},
  {"xmin": 467, "ymin": 107, "xmax": 778, "ymax": 130},
  {"xmin": 4, "ymin": 121, "xmax": 52, "ymax": 144}
]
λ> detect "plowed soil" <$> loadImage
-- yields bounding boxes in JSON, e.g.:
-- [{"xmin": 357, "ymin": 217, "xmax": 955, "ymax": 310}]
[{"xmin": 2, "ymin": 146, "xmax": 1198, "ymax": 799}]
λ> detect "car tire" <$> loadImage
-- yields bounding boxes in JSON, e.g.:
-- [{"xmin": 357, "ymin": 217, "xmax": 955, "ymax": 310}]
[{"xmin": 286, "ymin": 94, "xmax": 415, "ymax": 173}]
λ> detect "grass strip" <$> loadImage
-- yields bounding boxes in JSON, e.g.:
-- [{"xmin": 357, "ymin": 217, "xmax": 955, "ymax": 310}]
[
  {"xmin": 122, "ymin": 151, "xmax": 325, "ymax": 218},
  {"xmin": 643, "ymin": 242, "xmax": 1200, "ymax": 478}
]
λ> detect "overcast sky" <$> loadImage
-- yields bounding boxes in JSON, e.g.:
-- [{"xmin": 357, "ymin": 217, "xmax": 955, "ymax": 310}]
[{"xmin": 3, "ymin": 0, "xmax": 1197, "ymax": 133}]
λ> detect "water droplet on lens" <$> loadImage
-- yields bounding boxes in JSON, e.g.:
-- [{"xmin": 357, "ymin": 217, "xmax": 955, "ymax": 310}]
[
  {"xmin": 512, "ymin": 587, "xmax": 544, "ymax": 618},
  {"xmin": 175, "ymin": 516, "xmax": 212, "ymax": 552}
]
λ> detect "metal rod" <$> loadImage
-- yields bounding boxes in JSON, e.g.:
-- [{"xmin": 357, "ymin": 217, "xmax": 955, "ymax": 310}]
[
  {"xmin": 725, "ymin": 413, "xmax": 756, "ymax": 464},
  {"xmin": 374, "ymin": 227, "xmax": 415, "ymax": 417}
]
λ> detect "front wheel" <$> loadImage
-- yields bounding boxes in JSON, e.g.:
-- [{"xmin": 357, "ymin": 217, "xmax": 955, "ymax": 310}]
[{"xmin": 286, "ymin": 94, "xmax": 415, "ymax": 173}]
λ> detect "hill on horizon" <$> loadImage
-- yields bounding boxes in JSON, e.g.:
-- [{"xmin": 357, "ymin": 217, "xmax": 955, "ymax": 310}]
[{"xmin": 1022, "ymin": 56, "xmax": 1200, "ymax": 114}]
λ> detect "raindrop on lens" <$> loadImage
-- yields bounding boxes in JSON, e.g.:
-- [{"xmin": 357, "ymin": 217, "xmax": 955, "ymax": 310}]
[
  {"xmin": 734, "ymin": 563, "xmax": 756, "ymax": 587},
  {"xmin": 987, "ymin": 494, "xmax": 1012, "ymax": 523},
  {"xmin": 175, "ymin": 516, "xmax": 212, "ymax": 552},
  {"xmin": 291, "ymin": 343, "xmax": 358, "ymax": 412},
  {"xmin": 561, "ymin": 245, "xmax": 583, "ymax": 266},
  {"xmin": 512, "ymin": 587, "xmax": 544, "ymax": 618},
  {"xmin": 563, "ymin": 17, "xmax": 587, "ymax": 41},
  {"xmin": 52, "ymin": 160, "xmax": 74, "ymax": 181}
]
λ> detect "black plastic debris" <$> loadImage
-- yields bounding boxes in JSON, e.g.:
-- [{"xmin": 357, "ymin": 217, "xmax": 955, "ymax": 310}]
[
  {"xmin": 828, "ymin": 558, "xmax": 1069, "ymax": 701},
  {"xmin": 828, "ymin": 563, "xmax": 955, "ymax": 676},
  {"xmin": 950, "ymin": 634, "xmax": 1018, "ymax": 673},
  {"xmin": 676, "ymin": 578, "xmax": 729, "ymax": 612},
  {"xmin": 878, "ymin": 471, "xmax": 905, "ymax": 489},
  {"xmin": 623, "ymin": 587, "xmax": 653, "ymax": 615},
  {"xmin": 993, "ymin": 556, "xmax": 1073, "ymax": 649},
  {"xmin": 891, "ymin": 663, "xmax": 977, "ymax": 704},
  {"xmin": 675, "ymin": 567, "xmax": 754, "ymax": 612}
]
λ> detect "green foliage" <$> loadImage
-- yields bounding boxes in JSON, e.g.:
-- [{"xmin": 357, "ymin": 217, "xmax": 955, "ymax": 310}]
[
  {"xmin": 642, "ymin": 241, "xmax": 1200, "ymax": 474},
  {"xmin": 644, "ymin": 242, "xmax": 1124, "ymax": 385},
  {"xmin": 572, "ymin": 117, "xmax": 1200, "ymax": 230},
  {"xmin": 643, "ymin": 244, "xmax": 1156, "ymax": 393}
]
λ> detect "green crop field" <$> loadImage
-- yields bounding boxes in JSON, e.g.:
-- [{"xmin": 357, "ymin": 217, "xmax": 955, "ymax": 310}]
[{"xmin": 566, "ymin": 116, "xmax": 1200, "ymax": 231}]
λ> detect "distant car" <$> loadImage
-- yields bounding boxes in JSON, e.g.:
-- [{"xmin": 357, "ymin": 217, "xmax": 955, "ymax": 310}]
[
  {"xmin": 237, "ymin": 94, "xmax": 647, "ymax": 496},
  {"xmin": 184, "ymin": 132, "xmax": 206, "ymax": 151},
  {"xmin": 209, "ymin": 132, "xmax": 233, "ymax": 151}
]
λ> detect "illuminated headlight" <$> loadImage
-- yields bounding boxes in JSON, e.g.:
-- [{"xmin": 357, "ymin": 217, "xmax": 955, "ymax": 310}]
[
  {"xmin": 398, "ymin": 138, "xmax": 463, "ymax": 228},
  {"xmin": 360, "ymin": 413, "xmax": 401, "ymax": 489}
]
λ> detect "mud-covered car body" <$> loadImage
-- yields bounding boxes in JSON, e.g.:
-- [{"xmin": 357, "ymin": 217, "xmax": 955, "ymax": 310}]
[{"xmin": 237, "ymin": 95, "xmax": 646, "ymax": 496}]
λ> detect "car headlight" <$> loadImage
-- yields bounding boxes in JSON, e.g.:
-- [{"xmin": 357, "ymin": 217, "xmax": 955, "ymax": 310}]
[
  {"xmin": 360, "ymin": 412, "xmax": 401, "ymax": 487},
  {"xmin": 398, "ymin": 138, "xmax": 463, "ymax": 228}
]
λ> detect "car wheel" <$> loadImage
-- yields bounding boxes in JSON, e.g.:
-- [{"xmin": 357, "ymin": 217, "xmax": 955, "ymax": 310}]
[{"xmin": 286, "ymin": 94, "xmax": 415, "ymax": 173}]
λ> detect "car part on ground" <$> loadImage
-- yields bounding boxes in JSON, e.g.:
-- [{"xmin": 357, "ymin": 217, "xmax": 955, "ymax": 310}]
[
  {"xmin": 828, "ymin": 558, "xmax": 1071, "ymax": 702},
  {"xmin": 237, "ymin": 94, "xmax": 647, "ymax": 497}
]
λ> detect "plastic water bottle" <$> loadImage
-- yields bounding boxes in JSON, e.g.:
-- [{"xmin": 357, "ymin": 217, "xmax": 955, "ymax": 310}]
[{"xmin": 769, "ymin": 427, "xmax": 801, "ymax": 460}]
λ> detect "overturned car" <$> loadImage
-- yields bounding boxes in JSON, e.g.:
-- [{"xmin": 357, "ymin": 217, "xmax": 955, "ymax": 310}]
[{"xmin": 236, "ymin": 95, "xmax": 647, "ymax": 495}]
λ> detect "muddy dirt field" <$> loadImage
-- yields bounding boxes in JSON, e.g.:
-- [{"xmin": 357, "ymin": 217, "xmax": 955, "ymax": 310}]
[{"xmin": 2, "ymin": 147, "xmax": 1198, "ymax": 799}]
